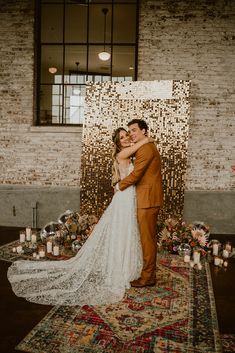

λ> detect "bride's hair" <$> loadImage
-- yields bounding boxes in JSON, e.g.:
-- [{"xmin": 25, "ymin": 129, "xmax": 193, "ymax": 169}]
[{"xmin": 111, "ymin": 127, "xmax": 127, "ymax": 187}]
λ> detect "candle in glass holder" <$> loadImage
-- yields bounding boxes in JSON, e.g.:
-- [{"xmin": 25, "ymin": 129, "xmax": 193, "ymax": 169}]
[
  {"xmin": 222, "ymin": 249, "xmax": 229, "ymax": 258},
  {"xmin": 184, "ymin": 254, "xmax": 190, "ymax": 263},
  {"xmin": 53, "ymin": 245, "xmax": 59, "ymax": 256},
  {"xmin": 12, "ymin": 247, "xmax": 16, "ymax": 253},
  {"xmin": 31, "ymin": 232, "xmax": 37, "ymax": 244},
  {"xmin": 214, "ymin": 256, "xmax": 220, "ymax": 266},
  {"xmin": 26, "ymin": 226, "xmax": 32, "ymax": 241},
  {"xmin": 19, "ymin": 231, "xmax": 26, "ymax": 243},
  {"xmin": 212, "ymin": 243, "xmax": 219, "ymax": 256},
  {"xmin": 33, "ymin": 252, "xmax": 37, "ymax": 258},
  {"xmin": 223, "ymin": 260, "xmax": 228, "ymax": 267},
  {"xmin": 193, "ymin": 250, "xmax": 200, "ymax": 264},
  {"xmin": 16, "ymin": 245, "xmax": 23, "ymax": 254},
  {"xmin": 38, "ymin": 245, "xmax": 46, "ymax": 258},
  {"xmin": 46, "ymin": 240, "xmax": 53, "ymax": 253},
  {"xmin": 39, "ymin": 249, "xmax": 45, "ymax": 258},
  {"xmin": 225, "ymin": 242, "xmax": 232, "ymax": 252},
  {"xmin": 36, "ymin": 254, "xmax": 40, "ymax": 260}
]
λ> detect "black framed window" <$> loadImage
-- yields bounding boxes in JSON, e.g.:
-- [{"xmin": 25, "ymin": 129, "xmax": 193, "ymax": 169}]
[{"xmin": 36, "ymin": 0, "xmax": 139, "ymax": 125}]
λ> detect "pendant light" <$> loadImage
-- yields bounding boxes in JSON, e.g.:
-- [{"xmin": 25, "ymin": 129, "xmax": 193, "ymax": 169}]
[{"xmin": 98, "ymin": 8, "xmax": 111, "ymax": 61}]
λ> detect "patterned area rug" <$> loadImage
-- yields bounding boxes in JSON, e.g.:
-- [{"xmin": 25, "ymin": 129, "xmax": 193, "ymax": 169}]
[
  {"xmin": 0, "ymin": 240, "xmax": 72, "ymax": 262},
  {"xmin": 14, "ymin": 255, "xmax": 222, "ymax": 353},
  {"xmin": 220, "ymin": 334, "xmax": 235, "ymax": 352}
]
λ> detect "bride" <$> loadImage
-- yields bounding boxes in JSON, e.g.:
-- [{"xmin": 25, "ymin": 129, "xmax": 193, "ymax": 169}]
[{"xmin": 7, "ymin": 128, "xmax": 151, "ymax": 306}]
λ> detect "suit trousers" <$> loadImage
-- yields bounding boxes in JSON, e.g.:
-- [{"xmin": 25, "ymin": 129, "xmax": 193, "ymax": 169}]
[{"xmin": 137, "ymin": 207, "xmax": 160, "ymax": 281}]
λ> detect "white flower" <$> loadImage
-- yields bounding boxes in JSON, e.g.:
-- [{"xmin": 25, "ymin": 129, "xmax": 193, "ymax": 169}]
[{"xmin": 191, "ymin": 229, "xmax": 208, "ymax": 246}]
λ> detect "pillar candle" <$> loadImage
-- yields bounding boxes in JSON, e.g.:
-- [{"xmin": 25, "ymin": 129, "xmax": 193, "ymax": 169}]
[
  {"xmin": 225, "ymin": 242, "xmax": 232, "ymax": 252},
  {"xmin": 184, "ymin": 254, "xmax": 190, "ymax": 263},
  {"xmin": 193, "ymin": 250, "xmax": 200, "ymax": 264},
  {"xmin": 214, "ymin": 257, "xmax": 220, "ymax": 266},
  {"xmin": 39, "ymin": 250, "xmax": 45, "ymax": 258},
  {"xmin": 223, "ymin": 260, "xmax": 228, "ymax": 267},
  {"xmin": 222, "ymin": 249, "xmax": 229, "ymax": 258},
  {"xmin": 53, "ymin": 245, "xmax": 59, "ymax": 256},
  {"xmin": 212, "ymin": 243, "xmax": 219, "ymax": 256},
  {"xmin": 26, "ymin": 227, "xmax": 32, "ymax": 241},
  {"xmin": 31, "ymin": 233, "xmax": 37, "ymax": 244},
  {"xmin": 20, "ymin": 231, "xmax": 26, "ymax": 243},
  {"xmin": 46, "ymin": 241, "xmax": 53, "ymax": 253}
]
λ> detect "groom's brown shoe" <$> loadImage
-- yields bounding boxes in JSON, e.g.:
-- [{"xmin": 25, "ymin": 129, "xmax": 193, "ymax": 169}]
[{"xmin": 130, "ymin": 278, "xmax": 156, "ymax": 288}]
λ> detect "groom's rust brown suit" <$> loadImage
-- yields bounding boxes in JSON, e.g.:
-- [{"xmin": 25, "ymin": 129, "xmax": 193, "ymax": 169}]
[{"xmin": 119, "ymin": 133, "xmax": 163, "ymax": 287}]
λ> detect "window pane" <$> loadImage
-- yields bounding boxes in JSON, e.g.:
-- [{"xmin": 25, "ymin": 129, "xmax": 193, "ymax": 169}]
[
  {"xmin": 41, "ymin": 45, "xmax": 63, "ymax": 84},
  {"xmin": 89, "ymin": 5, "xmax": 112, "ymax": 43},
  {"xmin": 112, "ymin": 45, "xmax": 135, "ymax": 78},
  {"xmin": 88, "ymin": 45, "xmax": 111, "ymax": 75},
  {"xmin": 113, "ymin": 5, "xmax": 136, "ymax": 43},
  {"xmin": 63, "ymin": 85, "xmax": 85, "ymax": 124},
  {"xmin": 65, "ymin": 5, "xmax": 87, "ymax": 43},
  {"xmin": 64, "ymin": 45, "xmax": 87, "ymax": 80},
  {"xmin": 52, "ymin": 84, "xmax": 63, "ymax": 124},
  {"xmin": 40, "ymin": 85, "xmax": 62, "ymax": 125},
  {"xmin": 41, "ymin": 5, "xmax": 63, "ymax": 43}
]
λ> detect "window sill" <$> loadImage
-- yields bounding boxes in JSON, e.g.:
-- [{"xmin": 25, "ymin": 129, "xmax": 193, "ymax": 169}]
[{"xmin": 30, "ymin": 126, "xmax": 83, "ymax": 133}]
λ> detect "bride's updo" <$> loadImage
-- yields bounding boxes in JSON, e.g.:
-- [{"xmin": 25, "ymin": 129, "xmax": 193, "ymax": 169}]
[{"xmin": 111, "ymin": 127, "xmax": 127, "ymax": 187}]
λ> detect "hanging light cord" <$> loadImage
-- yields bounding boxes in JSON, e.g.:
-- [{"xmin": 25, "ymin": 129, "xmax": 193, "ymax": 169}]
[{"xmin": 102, "ymin": 8, "xmax": 108, "ymax": 52}]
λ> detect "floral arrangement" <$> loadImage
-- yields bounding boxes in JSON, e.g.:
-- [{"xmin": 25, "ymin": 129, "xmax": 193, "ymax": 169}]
[
  {"xmin": 40, "ymin": 210, "xmax": 98, "ymax": 252},
  {"xmin": 157, "ymin": 217, "xmax": 210, "ymax": 256}
]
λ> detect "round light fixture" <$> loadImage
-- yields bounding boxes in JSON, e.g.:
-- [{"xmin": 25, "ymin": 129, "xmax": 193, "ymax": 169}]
[
  {"xmin": 48, "ymin": 67, "xmax": 57, "ymax": 74},
  {"xmin": 98, "ymin": 51, "xmax": 111, "ymax": 61}
]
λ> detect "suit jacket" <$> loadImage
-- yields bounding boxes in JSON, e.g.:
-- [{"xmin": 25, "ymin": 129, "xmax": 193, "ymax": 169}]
[{"xmin": 119, "ymin": 143, "xmax": 163, "ymax": 209}]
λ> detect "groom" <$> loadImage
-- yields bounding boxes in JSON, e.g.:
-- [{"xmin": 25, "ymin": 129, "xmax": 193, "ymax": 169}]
[{"xmin": 116, "ymin": 119, "xmax": 163, "ymax": 287}]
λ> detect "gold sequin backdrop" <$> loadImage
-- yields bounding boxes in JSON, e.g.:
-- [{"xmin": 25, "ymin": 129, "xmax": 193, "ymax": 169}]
[{"xmin": 80, "ymin": 80, "xmax": 190, "ymax": 221}]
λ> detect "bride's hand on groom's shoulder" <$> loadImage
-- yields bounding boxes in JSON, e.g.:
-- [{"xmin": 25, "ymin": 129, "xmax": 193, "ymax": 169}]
[{"xmin": 146, "ymin": 136, "xmax": 155, "ymax": 144}]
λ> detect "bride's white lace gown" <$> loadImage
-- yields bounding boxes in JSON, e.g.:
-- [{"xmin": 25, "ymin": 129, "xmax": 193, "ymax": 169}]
[{"xmin": 7, "ymin": 164, "xmax": 143, "ymax": 306}]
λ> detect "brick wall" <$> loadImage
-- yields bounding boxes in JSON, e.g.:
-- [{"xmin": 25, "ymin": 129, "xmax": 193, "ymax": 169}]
[
  {"xmin": 0, "ymin": 0, "xmax": 234, "ymax": 231},
  {"xmin": 138, "ymin": 0, "xmax": 235, "ymax": 191},
  {"xmin": 0, "ymin": 0, "xmax": 82, "ymax": 188}
]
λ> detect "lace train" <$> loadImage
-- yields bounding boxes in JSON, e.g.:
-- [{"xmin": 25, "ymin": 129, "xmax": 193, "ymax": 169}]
[{"xmin": 7, "ymin": 184, "xmax": 142, "ymax": 306}]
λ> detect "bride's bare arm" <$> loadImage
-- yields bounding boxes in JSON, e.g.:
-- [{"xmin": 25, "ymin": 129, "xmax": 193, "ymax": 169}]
[{"xmin": 117, "ymin": 137, "xmax": 153, "ymax": 160}]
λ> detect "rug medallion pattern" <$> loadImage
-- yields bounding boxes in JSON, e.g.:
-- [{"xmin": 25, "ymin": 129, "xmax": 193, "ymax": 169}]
[{"xmin": 15, "ymin": 255, "xmax": 222, "ymax": 353}]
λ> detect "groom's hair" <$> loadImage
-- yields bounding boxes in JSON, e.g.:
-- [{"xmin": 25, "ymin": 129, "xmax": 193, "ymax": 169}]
[{"xmin": 127, "ymin": 119, "xmax": 148, "ymax": 133}]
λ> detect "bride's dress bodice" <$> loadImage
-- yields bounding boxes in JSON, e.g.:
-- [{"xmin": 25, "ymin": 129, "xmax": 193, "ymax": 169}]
[
  {"xmin": 119, "ymin": 162, "xmax": 134, "ymax": 180},
  {"xmin": 7, "ymin": 160, "xmax": 142, "ymax": 306}
]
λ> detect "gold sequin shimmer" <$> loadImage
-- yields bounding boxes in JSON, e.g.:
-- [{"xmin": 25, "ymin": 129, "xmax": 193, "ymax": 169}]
[{"xmin": 80, "ymin": 80, "xmax": 190, "ymax": 221}]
